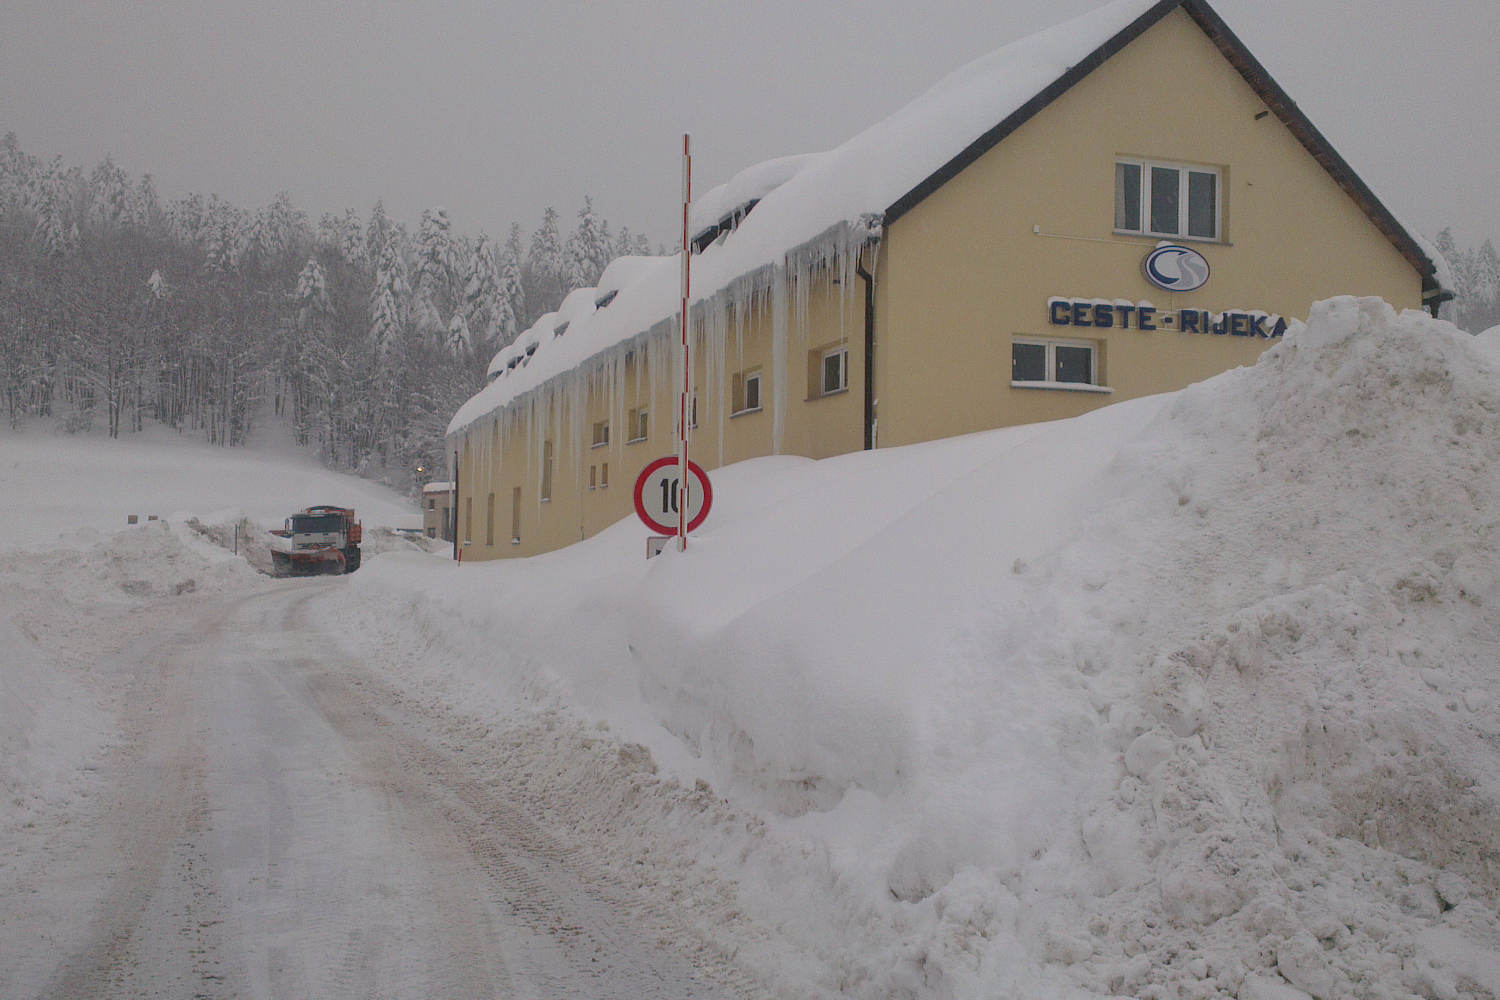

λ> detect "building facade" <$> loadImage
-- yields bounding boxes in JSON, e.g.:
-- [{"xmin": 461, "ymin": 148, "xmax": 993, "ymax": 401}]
[
  {"xmin": 422, "ymin": 481, "xmax": 454, "ymax": 542},
  {"xmin": 446, "ymin": 0, "xmax": 1445, "ymax": 560}
]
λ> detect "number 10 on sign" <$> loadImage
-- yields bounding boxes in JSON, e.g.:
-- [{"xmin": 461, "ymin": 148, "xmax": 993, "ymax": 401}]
[{"xmin": 633, "ymin": 456, "xmax": 712, "ymax": 537}]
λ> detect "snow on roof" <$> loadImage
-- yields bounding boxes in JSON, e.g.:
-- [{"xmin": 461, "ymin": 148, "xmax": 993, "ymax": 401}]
[
  {"xmin": 688, "ymin": 154, "xmax": 817, "ymax": 237},
  {"xmin": 451, "ymin": 0, "xmax": 1161, "ymax": 437},
  {"xmin": 1411, "ymin": 228, "xmax": 1457, "ymax": 300},
  {"xmin": 422, "ymin": 481, "xmax": 455, "ymax": 493}
]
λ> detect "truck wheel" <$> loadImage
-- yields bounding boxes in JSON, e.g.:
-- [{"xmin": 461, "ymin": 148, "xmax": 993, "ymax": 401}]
[
  {"xmin": 344, "ymin": 546, "xmax": 361, "ymax": 573},
  {"xmin": 272, "ymin": 551, "xmax": 290, "ymax": 578}
]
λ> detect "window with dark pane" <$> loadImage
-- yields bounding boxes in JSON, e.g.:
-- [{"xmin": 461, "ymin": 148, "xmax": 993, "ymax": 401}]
[
  {"xmin": 1187, "ymin": 170, "xmax": 1217, "ymax": 239},
  {"xmin": 1114, "ymin": 162, "xmax": 1142, "ymax": 231},
  {"xmin": 1150, "ymin": 165, "xmax": 1180, "ymax": 235},
  {"xmin": 1012, "ymin": 342, "xmax": 1047, "ymax": 382},
  {"xmin": 1055, "ymin": 345, "xmax": 1093, "ymax": 384}
]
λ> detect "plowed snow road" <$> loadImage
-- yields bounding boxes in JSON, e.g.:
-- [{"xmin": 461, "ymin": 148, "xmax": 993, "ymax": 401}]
[{"xmin": 3, "ymin": 581, "xmax": 752, "ymax": 1000}]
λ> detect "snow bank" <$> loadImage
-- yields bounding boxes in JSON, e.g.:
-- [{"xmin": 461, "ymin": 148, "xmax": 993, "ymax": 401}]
[
  {"xmin": 0, "ymin": 515, "xmax": 271, "ymax": 834},
  {"xmin": 334, "ymin": 297, "xmax": 1500, "ymax": 998}
]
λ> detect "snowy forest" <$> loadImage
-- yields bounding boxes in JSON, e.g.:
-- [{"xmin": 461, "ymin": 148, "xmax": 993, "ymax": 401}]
[
  {"xmin": 0, "ymin": 133, "xmax": 657, "ymax": 492},
  {"xmin": 1434, "ymin": 228, "xmax": 1500, "ymax": 334}
]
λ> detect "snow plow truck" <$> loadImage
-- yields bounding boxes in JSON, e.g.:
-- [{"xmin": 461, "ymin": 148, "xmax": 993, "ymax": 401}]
[{"xmin": 269, "ymin": 505, "xmax": 362, "ymax": 576}]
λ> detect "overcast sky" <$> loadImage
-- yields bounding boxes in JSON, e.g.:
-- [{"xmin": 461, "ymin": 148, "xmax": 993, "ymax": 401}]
[{"xmin": 3, "ymin": 0, "xmax": 1496, "ymax": 252}]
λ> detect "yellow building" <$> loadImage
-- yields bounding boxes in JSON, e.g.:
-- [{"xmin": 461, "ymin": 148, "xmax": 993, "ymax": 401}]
[{"xmin": 446, "ymin": 0, "xmax": 1446, "ymax": 560}]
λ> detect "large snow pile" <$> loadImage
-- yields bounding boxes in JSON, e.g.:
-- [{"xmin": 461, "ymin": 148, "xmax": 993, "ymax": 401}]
[{"xmin": 332, "ymin": 298, "xmax": 1500, "ymax": 999}]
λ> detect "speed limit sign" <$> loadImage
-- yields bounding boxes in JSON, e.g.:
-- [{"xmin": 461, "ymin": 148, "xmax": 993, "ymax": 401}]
[{"xmin": 633, "ymin": 456, "xmax": 713, "ymax": 535}]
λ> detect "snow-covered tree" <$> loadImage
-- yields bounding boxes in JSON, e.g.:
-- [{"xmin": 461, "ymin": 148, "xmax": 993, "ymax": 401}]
[
  {"xmin": 413, "ymin": 207, "xmax": 458, "ymax": 339},
  {"xmin": 1434, "ymin": 228, "xmax": 1500, "ymax": 332},
  {"xmin": 0, "ymin": 132, "xmax": 36, "ymax": 214},
  {"xmin": 447, "ymin": 311, "xmax": 471, "ymax": 355},
  {"xmin": 201, "ymin": 196, "xmax": 247, "ymax": 274},
  {"xmin": 33, "ymin": 157, "xmax": 79, "ymax": 256},
  {"xmin": 612, "ymin": 226, "xmax": 653, "ymax": 260},
  {"xmin": 168, "ymin": 192, "xmax": 207, "ymax": 245},
  {"xmin": 88, "ymin": 156, "xmax": 131, "ymax": 229},
  {"xmin": 130, "ymin": 173, "xmax": 161, "ymax": 230},
  {"xmin": 146, "ymin": 269, "xmax": 172, "ymax": 300},
  {"xmin": 246, "ymin": 191, "xmax": 307, "ymax": 264},
  {"xmin": 366, "ymin": 200, "xmax": 393, "ymax": 267},
  {"xmin": 457, "ymin": 233, "xmax": 500, "ymax": 349},
  {"xmin": 524, "ymin": 207, "xmax": 565, "ymax": 321},
  {"xmin": 564, "ymin": 196, "xmax": 611, "ymax": 290},
  {"xmin": 369, "ymin": 236, "xmax": 410, "ymax": 355},
  {"xmin": 295, "ymin": 258, "xmax": 330, "ymax": 329},
  {"xmin": 498, "ymin": 223, "xmax": 525, "ymax": 343}
]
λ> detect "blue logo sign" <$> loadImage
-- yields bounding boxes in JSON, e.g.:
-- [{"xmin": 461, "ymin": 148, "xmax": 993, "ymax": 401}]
[{"xmin": 1143, "ymin": 245, "xmax": 1210, "ymax": 292}]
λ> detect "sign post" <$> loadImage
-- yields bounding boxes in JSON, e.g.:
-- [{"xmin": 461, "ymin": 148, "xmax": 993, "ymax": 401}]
[
  {"xmin": 634, "ymin": 456, "xmax": 712, "ymax": 556},
  {"xmin": 678, "ymin": 134, "xmax": 692, "ymax": 552}
]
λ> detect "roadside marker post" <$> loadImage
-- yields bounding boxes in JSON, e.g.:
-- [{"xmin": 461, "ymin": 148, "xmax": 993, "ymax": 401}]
[{"xmin": 678, "ymin": 133, "xmax": 692, "ymax": 552}]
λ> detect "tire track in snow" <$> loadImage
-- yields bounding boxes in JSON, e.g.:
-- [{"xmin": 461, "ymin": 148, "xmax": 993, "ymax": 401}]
[
  {"xmin": 33, "ymin": 599, "xmax": 244, "ymax": 1000},
  {"xmin": 284, "ymin": 583, "xmax": 763, "ymax": 999}
]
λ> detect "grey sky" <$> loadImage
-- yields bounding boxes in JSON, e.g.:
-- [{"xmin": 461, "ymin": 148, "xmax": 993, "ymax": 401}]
[{"xmin": 3, "ymin": 0, "xmax": 1496, "ymax": 251}]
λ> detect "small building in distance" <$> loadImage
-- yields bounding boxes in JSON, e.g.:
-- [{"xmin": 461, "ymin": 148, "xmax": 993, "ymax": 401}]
[
  {"xmin": 446, "ymin": 0, "xmax": 1448, "ymax": 560},
  {"xmin": 422, "ymin": 481, "xmax": 454, "ymax": 542}
]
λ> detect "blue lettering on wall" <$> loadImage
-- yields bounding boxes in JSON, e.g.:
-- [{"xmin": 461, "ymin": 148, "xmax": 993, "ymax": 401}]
[{"xmin": 1047, "ymin": 299, "xmax": 1285, "ymax": 338}]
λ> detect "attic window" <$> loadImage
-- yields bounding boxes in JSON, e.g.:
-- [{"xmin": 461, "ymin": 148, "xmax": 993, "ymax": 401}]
[
  {"xmin": 525, "ymin": 343, "xmax": 537, "ymax": 356},
  {"xmin": 553, "ymin": 322, "xmax": 569, "ymax": 338},
  {"xmin": 1115, "ymin": 159, "xmax": 1221, "ymax": 241},
  {"xmin": 690, "ymin": 227, "xmax": 719, "ymax": 255},
  {"xmin": 689, "ymin": 197, "xmax": 762, "ymax": 254},
  {"xmin": 594, "ymin": 289, "xmax": 619, "ymax": 309},
  {"xmin": 507, "ymin": 356, "xmax": 521, "ymax": 370}
]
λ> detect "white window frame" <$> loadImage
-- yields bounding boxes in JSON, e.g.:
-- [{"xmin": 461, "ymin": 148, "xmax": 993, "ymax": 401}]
[
  {"xmin": 1114, "ymin": 158, "xmax": 1221, "ymax": 242},
  {"xmin": 1010, "ymin": 336, "xmax": 1113, "ymax": 393},
  {"xmin": 821, "ymin": 346, "xmax": 849, "ymax": 396}
]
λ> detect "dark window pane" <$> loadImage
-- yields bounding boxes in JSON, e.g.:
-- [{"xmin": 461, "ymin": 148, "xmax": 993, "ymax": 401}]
[
  {"xmin": 1012, "ymin": 343, "xmax": 1046, "ymax": 382},
  {"xmin": 745, "ymin": 374, "xmax": 761, "ymax": 410},
  {"xmin": 1188, "ymin": 171, "xmax": 1217, "ymax": 238},
  {"xmin": 291, "ymin": 514, "xmax": 343, "ymax": 533},
  {"xmin": 1055, "ymin": 345, "xmax": 1093, "ymax": 384},
  {"xmin": 823, "ymin": 351, "xmax": 845, "ymax": 393},
  {"xmin": 1115, "ymin": 162, "xmax": 1141, "ymax": 231},
  {"xmin": 1150, "ymin": 166, "xmax": 1180, "ymax": 234}
]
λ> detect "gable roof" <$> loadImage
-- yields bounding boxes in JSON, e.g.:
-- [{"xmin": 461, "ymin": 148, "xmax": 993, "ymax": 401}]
[
  {"xmin": 884, "ymin": 0, "xmax": 1448, "ymax": 305},
  {"xmin": 449, "ymin": 0, "xmax": 1446, "ymax": 438}
]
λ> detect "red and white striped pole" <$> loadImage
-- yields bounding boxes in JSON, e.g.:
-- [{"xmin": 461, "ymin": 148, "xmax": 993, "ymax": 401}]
[{"xmin": 677, "ymin": 133, "xmax": 691, "ymax": 552}]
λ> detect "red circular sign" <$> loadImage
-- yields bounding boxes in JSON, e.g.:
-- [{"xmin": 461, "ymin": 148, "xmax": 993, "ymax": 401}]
[{"xmin": 633, "ymin": 457, "xmax": 713, "ymax": 535}]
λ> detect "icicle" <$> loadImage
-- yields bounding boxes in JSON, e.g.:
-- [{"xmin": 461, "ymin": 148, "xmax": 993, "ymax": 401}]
[{"xmin": 771, "ymin": 261, "xmax": 788, "ymax": 455}]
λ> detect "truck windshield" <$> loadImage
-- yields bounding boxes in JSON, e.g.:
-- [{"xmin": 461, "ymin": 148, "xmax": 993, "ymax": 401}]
[{"xmin": 290, "ymin": 514, "xmax": 343, "ymax": 533}]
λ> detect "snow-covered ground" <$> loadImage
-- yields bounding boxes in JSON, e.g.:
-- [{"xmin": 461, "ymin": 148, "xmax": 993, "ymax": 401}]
[{"xmin": 3, "ymin": 297, "xmax": 1498, "ymax": 999}]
